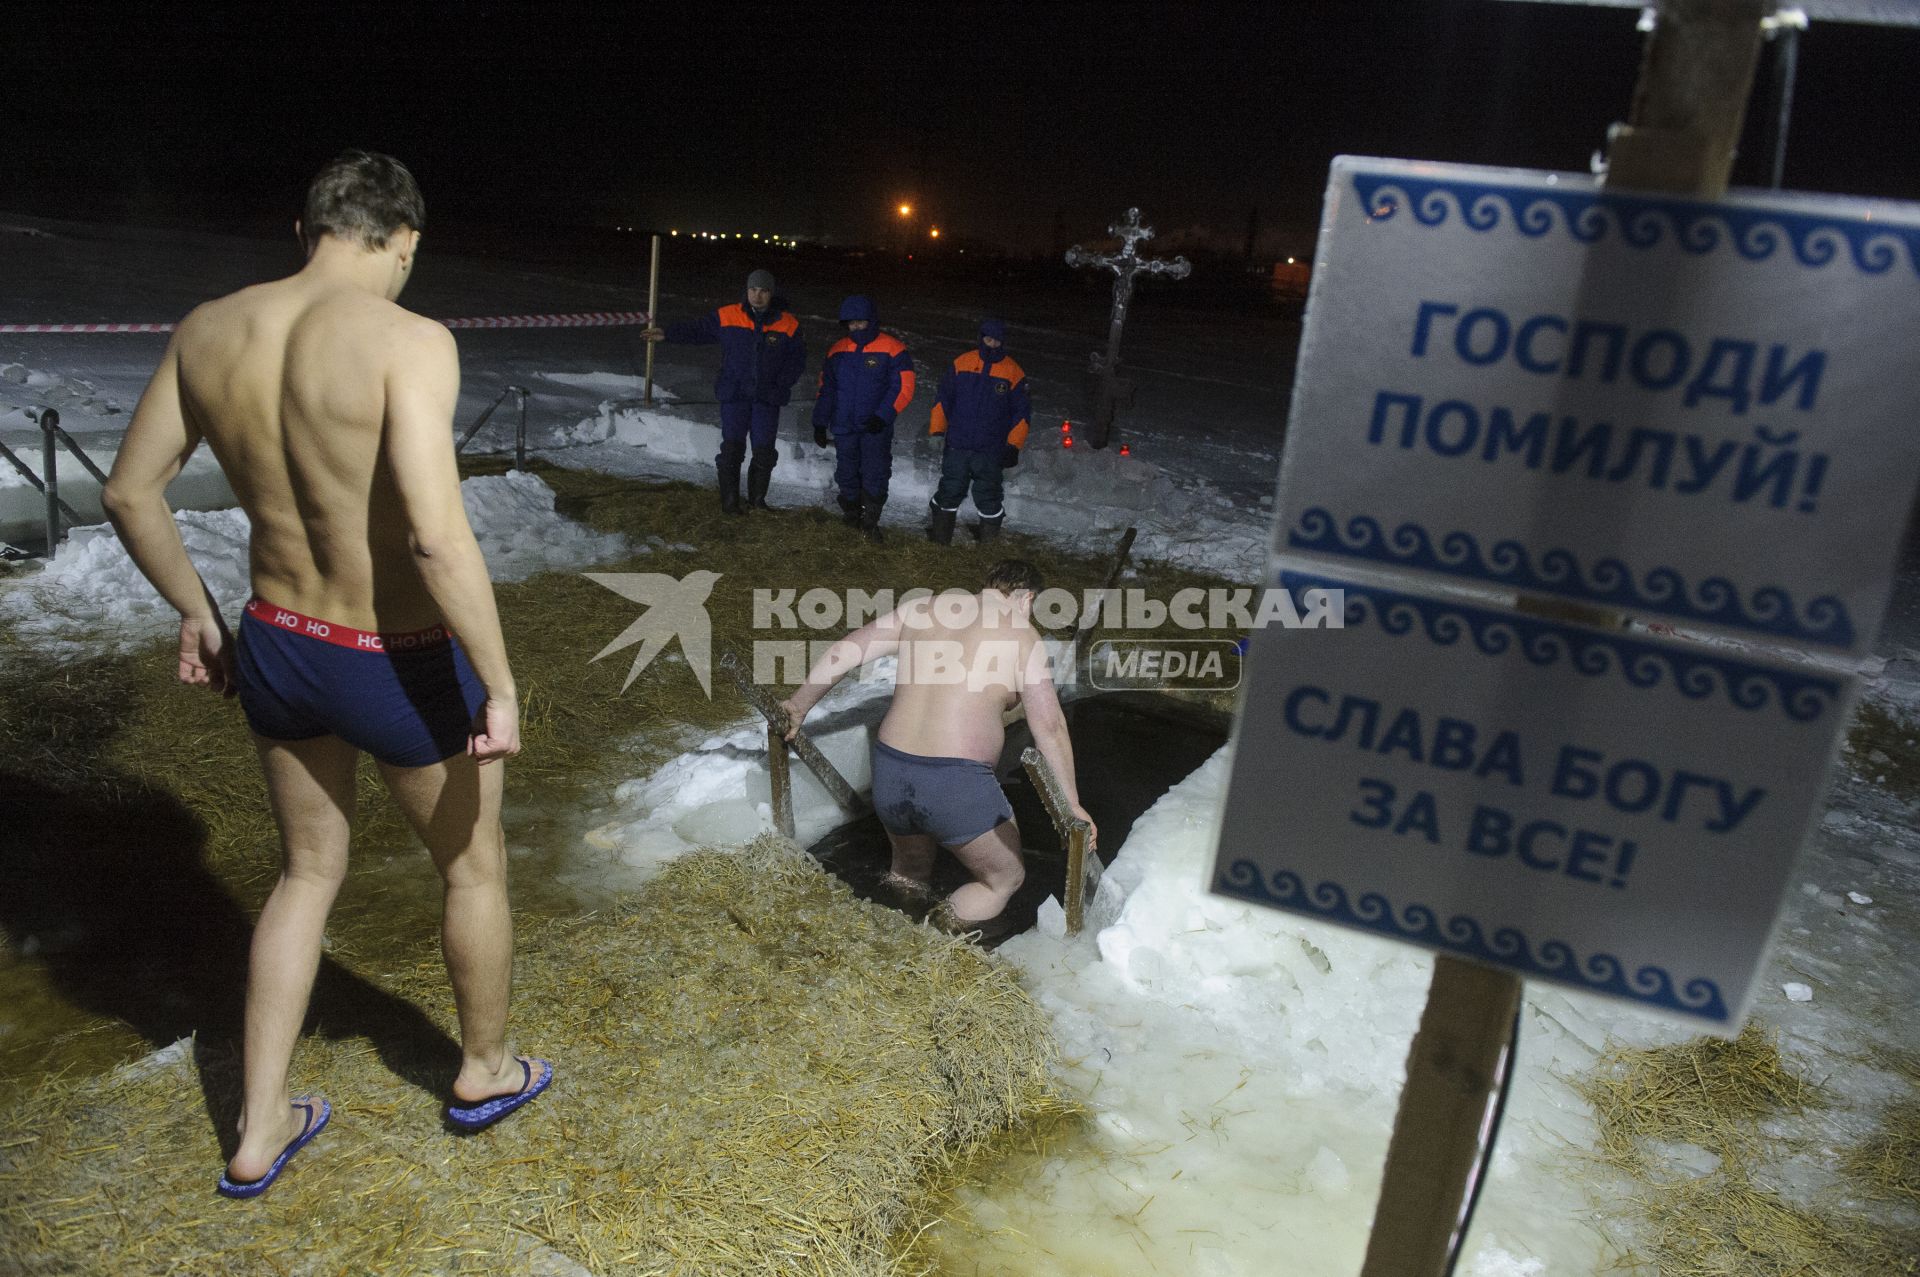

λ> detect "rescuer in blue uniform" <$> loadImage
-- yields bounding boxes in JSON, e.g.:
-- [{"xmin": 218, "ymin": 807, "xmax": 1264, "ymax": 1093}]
[
  {"xmin": 812, "ymin": 295, "xmax": 915, "ymax": 543},
  {"xmin": 926, "ymin": 317, "xmax": 1030, "ymax": 544},
  {"xmin": 643, "ymin": 269, "xmax": 805, "ymax": 514}
]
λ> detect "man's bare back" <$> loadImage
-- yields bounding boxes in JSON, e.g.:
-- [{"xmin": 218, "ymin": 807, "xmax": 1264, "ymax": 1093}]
[
  {"xmin": 780, "ymin": 565, "xmax": 1093, "ymax": 930},
  {"xmin": 873, "ymin": 591, "xmax": 1039, "ymax": 763},
  {"xmin": 177, "ymin": 276, "xmax": 455, "ymax": 631},
  {"xmin": 108, "ymin": 228, "xmax": 516, "ymax": 736}
]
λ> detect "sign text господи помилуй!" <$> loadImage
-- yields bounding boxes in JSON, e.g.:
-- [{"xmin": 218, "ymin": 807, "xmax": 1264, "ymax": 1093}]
[{"xmin": 1212, "ymin": 157, "xmax": 1920, "ymax": 1027}]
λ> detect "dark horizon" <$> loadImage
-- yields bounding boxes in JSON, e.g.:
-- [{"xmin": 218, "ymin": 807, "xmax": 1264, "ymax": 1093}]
[{"xmin": 7, "ymin": 1, "xmax": 1919, "ymax": 253}]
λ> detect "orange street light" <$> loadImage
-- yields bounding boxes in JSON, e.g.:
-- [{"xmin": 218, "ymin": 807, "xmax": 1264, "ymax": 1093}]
[
  {"xmin": 898, "ymin": 203, "xmax": 912, "ymax": 217},
  {"xmin": 930, "ymin": 227, "xmax": 941, "ymax": 238}
]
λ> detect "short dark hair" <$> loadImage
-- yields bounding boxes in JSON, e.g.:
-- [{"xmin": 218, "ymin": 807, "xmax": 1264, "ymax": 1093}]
[
  {"xmin": 303, "ymin": 150, "xmax": 425, "ymax": 251},
  {"xmin": 984, "ymin": 559, "xmax": 1043, "ymax": 595}
]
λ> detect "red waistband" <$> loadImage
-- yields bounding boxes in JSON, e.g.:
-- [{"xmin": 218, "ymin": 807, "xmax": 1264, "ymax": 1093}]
[{"xmin": 245, "ymin": 597, "xmax": 454, "ymax": 652}]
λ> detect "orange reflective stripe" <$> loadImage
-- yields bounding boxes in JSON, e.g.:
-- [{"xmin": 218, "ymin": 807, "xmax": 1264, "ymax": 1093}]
[
  {"xmin": 995, "ymin": 357, "xmax": 1026, "ymax": 388},
  {"xmin": 769, "ymin": 312, "xmax": 799, "ymax": 336},
  {"xmin": 826, "ymin": 337, "xmax": 856, "ymax": 357},
  {"xmin": 1007, "ymin": 419, "xmax": 1029, "ymax": 448},
  {"xmin": 929, "ymin": 403, "xmax": 949, "ymax": 435},
  {"xmin": 717, "ymin": 304, "xmax": 753, "ymax": 329},
  {"xmin": 953, "ymin": 350, "xmax": 984, "ymax": 374},
  {"xmin": 866, "ymin": 333, "xmax": 905, "ymax": 356},
  {"xmin": 893, "ymin": 368, "xmax": 916, "ymax": 414}
]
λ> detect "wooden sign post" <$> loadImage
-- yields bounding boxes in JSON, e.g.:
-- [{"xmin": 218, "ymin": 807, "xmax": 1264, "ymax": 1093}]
[{"xmin": 1360, "ymin": 4, "xmax": 1767, "ymax": 1273}]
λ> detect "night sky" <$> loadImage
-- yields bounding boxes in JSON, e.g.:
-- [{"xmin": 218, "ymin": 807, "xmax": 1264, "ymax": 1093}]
[{"xmin": 7, "ymin": 1, "xmax": 1919, "ymax": 252}]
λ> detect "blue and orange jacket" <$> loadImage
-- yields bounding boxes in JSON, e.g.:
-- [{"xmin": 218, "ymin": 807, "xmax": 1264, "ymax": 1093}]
[
  {"xmin": 929, "ymin": 348, "xmax": 1030, "ymax": 453},
  {"xmin": 813, "ymin": 329, "xmax": 915, "ymax": 432},
  {"xmin": 664, "ymin": 296, "xmax": 806, "ymax": 406}
]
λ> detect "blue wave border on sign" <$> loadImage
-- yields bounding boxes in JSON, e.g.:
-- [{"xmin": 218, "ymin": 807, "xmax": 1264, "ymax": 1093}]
[
  {"xmin": 1281, "ymin": 568, "xmax": 1844, "ymax": 723},
  {"xmin": 1287, "ymin": 509, "xmax": 1856, "ymax": 650},
  {"xmin": 1351, "ymin": 170, "xmax": 1920, "ymax": 277},
  {"xmin": 1214, "ymin": 859, "xmax": 1730, "ymax": 1022}
]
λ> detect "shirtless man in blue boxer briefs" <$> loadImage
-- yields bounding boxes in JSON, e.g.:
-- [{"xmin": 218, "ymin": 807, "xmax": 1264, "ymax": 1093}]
[
  {"xmin": 103, "ymin": 151, "xmax": 549, "ymax": 1198},
  {"xmin": 778, "ymin": 560, "xmax": 1095, "ymax": 935}
]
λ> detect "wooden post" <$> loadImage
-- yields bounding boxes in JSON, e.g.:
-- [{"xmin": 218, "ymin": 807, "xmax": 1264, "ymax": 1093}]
[
  {"xmin": 41, "ymin": 409, "xmax": 59, "ymax": 553},
  {"xmin": 1070, "ymin": 525, "xmax": 1138, "ymax": 673},
  {"xmin": 1019, "ymin": 745, "xmax": 1099, "ymax": 935},
  {"xmin": 644, "ymin": 234, "xmax": 662, "ymax": 406},
  {"xmin": 766, "ymin": 720, "xmax": 796, "ymax": 838},
  {"xmin": 1361, "ymin": 6, "xmax": 1768, "ymax": 1273},
  {"xmin": 1358, "ymin": 958, "xmax": 1522, "ymax": 1277},
  {"xmin": 719, "ymin": 650, "xmax": 865, "ymax": 812},
  {"xmin": 1606, "ymin": 0, "xmax": 1767, "ymax": 200},
  {"xmin": 514, "ymin": 387, "xmax": 528, "ymax": 469}
]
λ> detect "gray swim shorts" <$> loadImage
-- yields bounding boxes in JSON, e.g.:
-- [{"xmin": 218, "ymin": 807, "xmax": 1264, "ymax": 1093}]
[{"xmin": 871, "ymin": 739, "xmax": 1015, "ymax": 847}]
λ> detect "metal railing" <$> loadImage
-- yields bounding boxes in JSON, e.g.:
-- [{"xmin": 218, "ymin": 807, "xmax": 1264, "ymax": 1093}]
[
  {"xmin": 0, "ymin": 409, "xmax": 110, "ymax": 553},
  {"xmin": 455, "ymin": 385, "xmax": 530, "ymax": 466}
]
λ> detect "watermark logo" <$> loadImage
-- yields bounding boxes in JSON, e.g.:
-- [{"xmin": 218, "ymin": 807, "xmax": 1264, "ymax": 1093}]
[
  {"xmin": 585, "ymin": 571, "xmax": 720, "ymax": 693},
  {"xmin": 584, "ymin": 574, "xmax": 1339, "ymax": 696},
  {"xmin": 1088, "ymin": 638, "xmax": 1243, "ymax": 692}
]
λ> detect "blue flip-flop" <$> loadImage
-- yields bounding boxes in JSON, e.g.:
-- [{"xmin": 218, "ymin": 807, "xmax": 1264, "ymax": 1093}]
[
  {"xmin": 216, "ymin": 1096, "xmax": 331, "ymax": 1199},
  {"xmin": 446, "ymin": 1057, "xmax": 552, "ymax": 1133}
]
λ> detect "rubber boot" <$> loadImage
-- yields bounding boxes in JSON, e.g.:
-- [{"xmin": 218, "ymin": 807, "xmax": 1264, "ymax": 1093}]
[
  {"xmin": 927, "ymin": 502, "xmax": 957, "ymax": 546},
  {"xmin": 977, "ymin": 511, "xmax": 1005, "ymax": 544},
  {"xmin": 861, "ymin": 495, "xmax": 887, "ymax": 545},
  {"xmin": 716, "ymin": 444, "xmax": 745, "ymax": 515},
  {"xmin": 837, "ymin": 495, "xmax": 863, "ymax": 528},
  {"xmin": 746, "ymin": 455, "xmax": 775, "ymax": 512}
]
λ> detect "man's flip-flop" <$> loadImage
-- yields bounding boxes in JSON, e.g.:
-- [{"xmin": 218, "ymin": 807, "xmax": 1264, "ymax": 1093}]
[
  {"xmin": 216, "ymin": 1096, "xmax": 331, "ymax": 1199},
  {"xmin": 446, "ymin": 1057, "xmax": 553, "ymax": 1133}
]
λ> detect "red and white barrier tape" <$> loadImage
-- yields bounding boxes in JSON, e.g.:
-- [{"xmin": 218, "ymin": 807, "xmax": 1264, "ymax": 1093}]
[
  {"xmin": 442, "ymin": 310, "xmax": 653, "ymax": 330},
  {"xmin": 0, "ymin": 310, "xmax": 654, "ymax": 335},
  {"xmin": 0, "ymin": 322, "xmax": 175, "ymax": 333}
]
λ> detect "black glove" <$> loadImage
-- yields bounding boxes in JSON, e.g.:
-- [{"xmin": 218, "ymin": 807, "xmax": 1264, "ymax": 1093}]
[
  {"xmin": 1000, "ymin": 445, "xmax": 1021, "ymax": 469},
  {"xmin": 814, "ymin": 424, "xmax": 830, "ymax": 448},
  {"xmin": 863, "ymin": 414, "xmax": 889, "ymax": 435}
]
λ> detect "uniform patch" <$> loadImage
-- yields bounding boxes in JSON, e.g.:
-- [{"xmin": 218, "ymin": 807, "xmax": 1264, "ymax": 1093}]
[
  {"xmin": 864, "ymin": 356, "xmax": 881, "ymax": 368},
  {"xmin": 994, "ymin": 381, "xmax": 1009, "ymax": 394},
  {"xmin": 766, "ymin": 332, "xmax": 782, "ymax": 343}
]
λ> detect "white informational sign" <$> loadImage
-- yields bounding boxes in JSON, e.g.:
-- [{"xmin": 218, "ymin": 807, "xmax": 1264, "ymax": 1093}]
[
  {"xmin": 1212, "ymin": 570, "xmax": 1854, "ymax": 1026},
  {"xmin": 1210, "ymin": 156, "xmax": 1916, "ymax": 1024},
  {"xmin": 1272, "ymin": 157, "xmax": 1920, "ymax": 656}
]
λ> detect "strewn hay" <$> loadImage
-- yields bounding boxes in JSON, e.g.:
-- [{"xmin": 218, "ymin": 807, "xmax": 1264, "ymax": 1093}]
[
  {"xmin": 1633, "ymin": 1167, "xmax": 1920, "ymax": 1277},
  {"xmin": 0, "ymin": 836, "xmax": 1073, "ymax": 1276},
  {"xmin": 1842, "ymin": 1096, "xmax": 1920, "ymax": 1208},
  {"xmin": 1577, "ymin": 1022, "xmax": 1820, "ymax": 1175},
  {"xmin": 1579, "ymin": 1026, "xmax": 1920, "ymax": 1275}
]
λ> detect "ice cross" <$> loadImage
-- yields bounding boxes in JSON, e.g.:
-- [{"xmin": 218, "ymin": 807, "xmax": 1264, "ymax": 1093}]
[{"xmin": 1065, "ymin": 208, "xmax": 1191, "ymax": 448}]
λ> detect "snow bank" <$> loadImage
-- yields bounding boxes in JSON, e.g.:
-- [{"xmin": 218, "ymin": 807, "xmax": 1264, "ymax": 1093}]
[
  {"xmin": 904, "ymin": 744, "xmax": 1649, "ymax": 1275},
  {"xmin": 0, "ymin": 471, "xmax": 629, "ymax": 656},
  {"xmin": 581, "ymin": 657, "xmax": 896, "ymax": 880},
  {"xmin": 456, "ymin": 469, "xmax": 631, "ymax": 581},
  {"xmin": 0, "ymin": 507, "xmax": 253, "ymax": 656}
]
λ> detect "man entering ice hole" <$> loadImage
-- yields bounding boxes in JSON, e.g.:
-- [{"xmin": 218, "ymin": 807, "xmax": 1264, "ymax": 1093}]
[{"xmin": 778, "ymin": 560, "xmax": 1096, "ymax": 939}]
